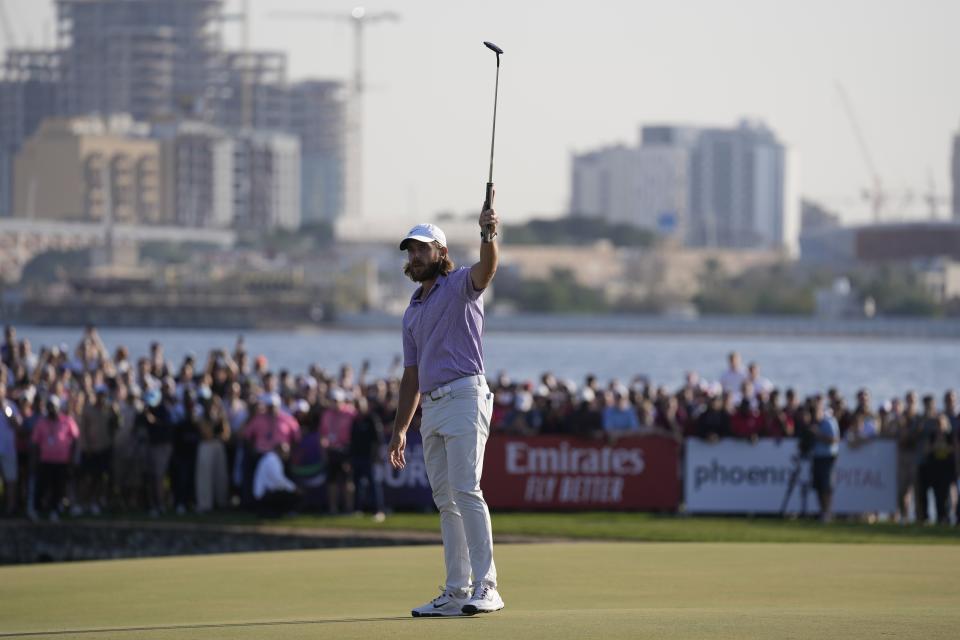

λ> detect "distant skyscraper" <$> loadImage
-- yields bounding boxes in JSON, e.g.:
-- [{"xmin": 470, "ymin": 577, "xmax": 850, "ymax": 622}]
[
  {"xmin": 154, "ymin": 121, "xmax": 235, "ymax": 228},
  {"xmin": 688, "ymin": 121, "xmax": 797, "ymax": 253},
  {"xmin": 569, "ymin": 120, "xmax": 798, "ymax": 253},
  {"xmin": 0, "ymin": 0, "xmax": 344, "ymax": 230},
  {"xmin": 231, "ymin": 131, "xmax": 300, "ymax": 231},
  {"xmin": 56, "ymin": 0, "xmax": 222, "ymax": 122},
  {"xmin": 288, "ymin": 81, "xmax": 346, "ymax": 225},
  {"xmin": 0, "ymin": 50, "xmax": 61, "ymax": 215},
  {"xmin": 570, "ymin": 143, "xmax": 688, "ymax": 238},
  {"xmin": 212, "ymin": 51, "xmax": 289, "ymax": 131},
  {"xmin": 952, "ymin": 126, "xmax": 960, "ymax": 220}
]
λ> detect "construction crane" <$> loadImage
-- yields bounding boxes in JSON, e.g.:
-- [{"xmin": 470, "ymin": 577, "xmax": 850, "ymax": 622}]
[
  {"xmin": 835, "ymin": 83, "xmax": 888, "ymax": 223},
  {"xmin": 270, "ymin": 7, "xmax": 400, "ymax": 220}
]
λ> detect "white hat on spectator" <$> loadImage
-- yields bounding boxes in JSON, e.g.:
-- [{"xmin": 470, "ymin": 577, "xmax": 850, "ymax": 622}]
[
  {"xmin": 578, "ymin": 388, "xmax": 596, "ymax": 404},
  {"xmin": 294, "ymin": 399, "xmax": 311, "ymax": 414},
  {"xmin": 330, "ymin": 388, "xmax": 347, "ymax": 403}
]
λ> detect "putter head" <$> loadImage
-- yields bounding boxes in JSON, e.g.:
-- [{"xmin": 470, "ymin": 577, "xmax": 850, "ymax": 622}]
[{"xmin": 483, "ymin": 41, "xmax": 503, "ymax": 55}]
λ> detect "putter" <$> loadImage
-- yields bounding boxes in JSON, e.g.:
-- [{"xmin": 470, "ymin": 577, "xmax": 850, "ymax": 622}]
[{"xmin": 481, "ymin": 41, "xmax": 503, "ymax": 241}]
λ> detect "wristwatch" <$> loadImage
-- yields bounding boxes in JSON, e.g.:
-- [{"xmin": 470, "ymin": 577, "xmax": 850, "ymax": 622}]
[{"xmin": 481, "ymin": 230, "xmax": 499, "ymax": 243}]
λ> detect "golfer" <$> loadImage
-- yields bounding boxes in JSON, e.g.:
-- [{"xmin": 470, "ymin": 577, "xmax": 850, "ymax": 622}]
[{"xmin": 388, "ymin": 199, "xmax": 503, "ymax": 617}]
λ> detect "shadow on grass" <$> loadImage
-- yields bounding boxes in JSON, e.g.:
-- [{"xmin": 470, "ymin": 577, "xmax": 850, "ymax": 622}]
[{"xmin": 0, "ymin": 615, "xmax": 471, "ymax": 638}]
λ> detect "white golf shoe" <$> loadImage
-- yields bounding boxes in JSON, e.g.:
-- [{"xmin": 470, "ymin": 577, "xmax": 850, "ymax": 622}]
[
  {"xmin": 461, "ymin": 583, "xmax": 504, "ymax": 615},
  {"xmin": 411, "ymin": 587, "xmax": 469, "ymax": 617}
]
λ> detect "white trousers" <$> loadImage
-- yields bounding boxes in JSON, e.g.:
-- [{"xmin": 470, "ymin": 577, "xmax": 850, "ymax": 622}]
[
  {"xmin": 195, "ymin": 440, "xmax": 229, "ymax": 512},
  {"xmin": 420, "ymin": 375, "xmax": 497, "ymax": 593}
]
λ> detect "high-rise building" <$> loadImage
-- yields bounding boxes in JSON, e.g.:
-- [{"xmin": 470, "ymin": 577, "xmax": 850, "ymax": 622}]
[
  {"xmin": 13, "ymin": 116, "xmax": 160, "ymax": 223},
  {"xmin": 569, "ymin": 120, "xmax": 798, "ymax": 253},
  {"xmin": 56, "ymin": 0, "xmax": 222, "ymax": 122},
  {"xmin": 952, "ymin": 126, "xmax": 960, "ymax": 220},
  {"xmin": 0, "ymin": 50, "xmax": 62, "ymax": 215},
  {"xmin": 687, "ymin": 121, "xmax": 797, "ymax": 253},
  {"xmin": 289, "ymin": 80, "xmax": 346, "ymax": 225},
  {"xmin": 570, "ymin": 144, "xmax": 688, "ymax": 238},
  {"xmin": 154, "ymin": 121, "xmax": 234, "ymax": 228},
  {"xmin": 212, "ymin": 51, "xmax": 288, "ymax": 131},
  {"xmin": 231, "ymin": 130, "xmax": 300, "ymax": 231},
  {"xmin": 0, "ymin": 0, "xmax": 343, "ymax": 230}
]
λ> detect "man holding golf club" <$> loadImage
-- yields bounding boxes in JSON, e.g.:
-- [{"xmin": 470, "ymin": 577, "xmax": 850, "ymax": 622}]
[
  {"xmin": 388, "ymin": 39, "xmax": 506, "ymax": 618},
  {"xmin": 388, "ymin": 194, "xmax": 503, "ymax": 616}
]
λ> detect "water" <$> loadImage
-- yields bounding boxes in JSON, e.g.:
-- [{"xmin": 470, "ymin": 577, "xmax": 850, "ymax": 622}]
[{"xmin": 13, "ymin": 325, "xmax": 960, "ymax": 403}]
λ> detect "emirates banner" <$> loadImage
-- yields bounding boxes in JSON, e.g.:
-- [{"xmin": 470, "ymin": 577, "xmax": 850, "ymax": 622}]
[
  {"xmin": 481, "ymin": 435, "xmax": 682, "ymax": 510},
  {"xmin": 684, "ymin": 438, "xmax": 898, "ymax": 514}
]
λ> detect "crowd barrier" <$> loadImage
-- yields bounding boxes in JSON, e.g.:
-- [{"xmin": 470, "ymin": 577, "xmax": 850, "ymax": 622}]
[
  {"xmin": 480, "ymin": 435, "xmax": 681, "ymax": 510},
  {"xmin": 684, "ymin": 438, "xmax": 897, "ymax": 515},
  {"xmin": 373, "ymin": 434, "xmax": 897, "ymax": 515}
]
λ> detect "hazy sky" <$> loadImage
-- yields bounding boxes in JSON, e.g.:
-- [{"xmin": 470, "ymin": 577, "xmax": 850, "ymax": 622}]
[{"xmin": 6, "ymin": 0, "xmax": 960, "ymax": 227}]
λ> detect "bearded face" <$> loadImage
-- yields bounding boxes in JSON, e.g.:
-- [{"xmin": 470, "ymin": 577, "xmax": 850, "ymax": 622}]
[
  {"xmin": 406, "ymin": 258, "xmax": 442, "ymax": 282},
  {"xmin": 404, "ymin": 240, "xmax": 446, "ymax": 283}
]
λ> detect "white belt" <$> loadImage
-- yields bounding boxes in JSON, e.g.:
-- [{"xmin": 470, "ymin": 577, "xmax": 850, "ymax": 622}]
[{"xmin": 425, "ymin": 375, "xmax": 486, "ymax": 401}]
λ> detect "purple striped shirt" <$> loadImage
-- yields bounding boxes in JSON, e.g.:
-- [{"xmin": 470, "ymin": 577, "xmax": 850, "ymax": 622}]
[{"xmin": 402, "ymin": 266, "xmax": 485, "ymax": 393}]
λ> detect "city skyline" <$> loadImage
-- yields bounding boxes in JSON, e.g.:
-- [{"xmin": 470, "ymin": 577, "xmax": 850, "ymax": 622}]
[{"xmin": 4, "ymin": 0, "xmax": 958, "ymax": 228}]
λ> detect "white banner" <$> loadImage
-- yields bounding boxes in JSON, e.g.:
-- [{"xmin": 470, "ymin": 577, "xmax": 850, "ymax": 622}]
[{"xmin": 684, "ymin": 438, "xmax": 897, "ymax": 514}]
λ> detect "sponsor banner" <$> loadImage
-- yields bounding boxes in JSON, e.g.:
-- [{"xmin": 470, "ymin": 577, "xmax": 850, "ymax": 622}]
[
  {"xmin": 376, "ymin": 428, "xmax": 435, "ymax": 510},
  {"xmin": 684, "ymin": 438, "xmax": 897, "ymax": 514},
  {"xmin": 481, "ymin": 435, "xmax": 681, "ymax": 510}
]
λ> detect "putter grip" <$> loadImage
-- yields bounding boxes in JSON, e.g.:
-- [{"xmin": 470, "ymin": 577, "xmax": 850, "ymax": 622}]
[{"xmin": 482, "ymin": 182, "xmax": 495, "ymax": 242}]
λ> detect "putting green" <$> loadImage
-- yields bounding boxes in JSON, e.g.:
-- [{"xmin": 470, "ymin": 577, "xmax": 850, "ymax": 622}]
[{"xmin": 2, "ymin": 542, "xmax": 958, "ymax": 639}]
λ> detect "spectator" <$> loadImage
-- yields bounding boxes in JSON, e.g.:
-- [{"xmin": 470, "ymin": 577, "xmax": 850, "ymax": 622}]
[
  {"xmin": 925, "ymin": 415, "xmax": 955, "ymax": 525},
  {"xmin": 811, "ymin": 396, "xmax": 840, "ymax": 523},
  {"xmin": 320, "ymin": 388, "xmax": 357, "ymax": 514},
  {"xmin": 730, "ymin": 398, "xmax": 761, "ymax": 442},
  {"xmin": 242, "ymin": 392, "xmax": 301, "ymax": 505},
  {"xmin": 30, "ymin": 396, "xmax": 79, "ymax": 522},
  {"xmin": 719, "ymin": 352, "xmax": 746, "ymax": 395},
  {"xmin": 0, "ymin": 383, "xmax": 20, "ymax": 516},
  {"xmin": 653, "ymin": 395, "xmax": 684, "ymax": 441},
  {"xmin": 915, "ymin": 395, "xmax": 942, "ymax": 523},
  {"xmin": 171, "ymin": 389, "xmax": 201, "ymax": 514},
  {"xmin": 253, "ymin": 442, "xmax": 300, "ymax": 518},
  {"xmin": 350, "ymin": 396, "xmax": 386, "ymax": 520},
  {"xmin": 697, "ymin": 393, "xmax": 731, "ymax": 442},
  {"xmin": 195, "ymin": 396, "xmax": 231, "ymax": 513},
  {"xmin": 143, "ymin": 388, "xmax": 173, "ymax": 516},
  {"xmin": 562, "ymin": 388, "xmax": 603, "ymax": 440},
  {"xmin": 896, "ymin": 392, "xmax": 923, "ymax": 522},
  {"xmin": 1, "ymin": 325, "xmax": 17, "ymax": 370},
  {"xmin": 746, "ymin": 362, "xmax": 773, "ymax": 398},
  {"xmin": 602, "ymin": 391, "xmax": 640, "ymax": 438},
  {"xmin": 945, "ymin": 390, "xmax": 960, "ymax": 525},
  {"xmin": 760, "ymin": 390, "xmax": 792, "ymax": 439},
  {"xmin": 76, "ymin": 384, "xmax": 117, "ymax": 516},
  {"xmin": 112, "ymin": 385, "xmax": 146, "ymax": 512}
]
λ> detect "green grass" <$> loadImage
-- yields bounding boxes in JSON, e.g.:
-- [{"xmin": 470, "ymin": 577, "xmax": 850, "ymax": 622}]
[
  {"xmin": 117, "ymin": 510, "xmax": 960, "ymax": 545},
  {"xmin": 2, "ymin": 542, "xmax": 958, "ymax": 639}
]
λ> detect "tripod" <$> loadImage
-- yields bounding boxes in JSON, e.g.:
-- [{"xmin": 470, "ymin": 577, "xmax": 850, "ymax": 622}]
[{"xmin": 780, "ymin": 453, "xmax": 811, "ymax": 517}]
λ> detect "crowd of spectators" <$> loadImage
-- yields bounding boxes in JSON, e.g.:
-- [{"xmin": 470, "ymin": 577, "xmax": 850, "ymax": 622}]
[{"xmin": 0, "ymin": 326, "xmax": 956, "ymax": 525}]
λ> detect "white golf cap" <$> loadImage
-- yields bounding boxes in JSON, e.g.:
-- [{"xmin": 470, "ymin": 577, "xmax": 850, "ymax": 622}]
[{"xmin": 399, "ymin": 223, "xmax": 446, "ymax": 250}]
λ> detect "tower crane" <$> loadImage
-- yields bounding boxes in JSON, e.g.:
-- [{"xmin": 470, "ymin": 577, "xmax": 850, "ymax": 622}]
[{"xmin": 270, "ymin": 7, "xmax": 400, "ymax": 220}]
